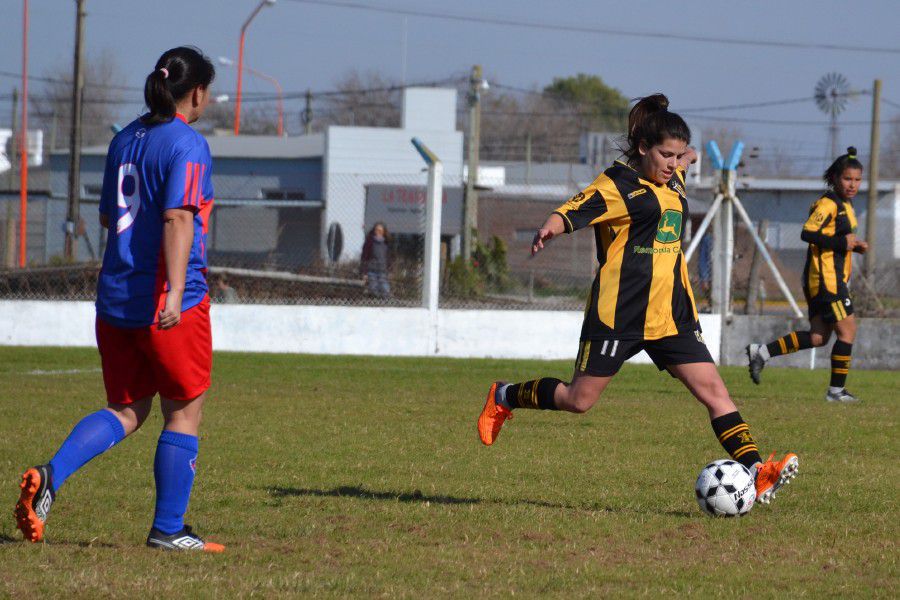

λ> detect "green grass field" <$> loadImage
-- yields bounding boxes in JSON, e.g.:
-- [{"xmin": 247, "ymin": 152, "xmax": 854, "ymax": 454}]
[{"xmin": 0, "ymin": 347, "xmax": 897, "ymax": 597}]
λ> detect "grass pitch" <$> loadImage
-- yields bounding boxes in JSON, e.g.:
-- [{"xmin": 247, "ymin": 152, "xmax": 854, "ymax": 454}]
[{"xmin": 0, "ymin": 347, "xmax": 897, "ymax": 597}]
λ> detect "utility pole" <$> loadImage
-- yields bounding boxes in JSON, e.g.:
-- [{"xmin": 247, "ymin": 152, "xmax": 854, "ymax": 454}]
[
  {"xmin": 525, "ymin": 132, "xmax": 532, "ymax": 185},
  {"xmin": 7, "ymin": 89, "xmax": 17, "ymax": 189},
  {"xmin": 65, "ymin": 0, "xmax": 86, "ymax": 261},
  {"xmin": 463, "ymin": 64, "xmax": 483, "ymax": 261},
  {"xmin": 5, "ymin": 89, "xmax": 18, "ymax": 267},
  {"xmin": 864, "ymin": 78, "xmax": 881, "ymax": 283},
  {"xmin": 303, "ymin": 89, "xmax": 312, "ymax": 135}
]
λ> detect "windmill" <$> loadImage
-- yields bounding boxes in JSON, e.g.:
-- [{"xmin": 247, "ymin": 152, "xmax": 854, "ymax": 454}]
[{"xmin": 814, "ymin": 73, "xmax": 851, "ymax": 159}]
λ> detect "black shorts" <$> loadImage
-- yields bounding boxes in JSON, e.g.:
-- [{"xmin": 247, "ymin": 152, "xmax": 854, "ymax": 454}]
[
  {"xmin": 574, "ymin": 330, "xmax": 714, "ymax": 377},
  {"xmin": 808, "ymin": 296, "xmax": 853, "ymax": 324}
]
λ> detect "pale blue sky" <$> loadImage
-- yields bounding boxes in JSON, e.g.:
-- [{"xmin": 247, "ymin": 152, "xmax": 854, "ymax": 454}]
[{"xmin": 2, "ymin": 0, "xmax": 898, "ymax": 173}]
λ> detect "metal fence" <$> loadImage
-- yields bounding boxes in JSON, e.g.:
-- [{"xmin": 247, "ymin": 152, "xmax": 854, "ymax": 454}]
[{"xmin": 1, "ymin": 173, "xmax": 898, "ymax": 318}]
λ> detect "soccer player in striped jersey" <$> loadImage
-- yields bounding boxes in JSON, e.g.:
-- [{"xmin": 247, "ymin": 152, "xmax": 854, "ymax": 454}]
[
  {"xmin": 14, "ymin": 47, "xmax": 223, "ymax": 551},
  {"xmin": 477, "ymin": 94, "xmax": 798, "ymax": 504},
  {"xmin": 747, "ymin": 148, "xmax": 867, "ymax": 402}
]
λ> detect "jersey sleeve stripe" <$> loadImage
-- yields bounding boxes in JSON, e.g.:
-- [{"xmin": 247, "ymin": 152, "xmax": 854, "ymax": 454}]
[
  {"xmin": 190, "ymin": 163, "xmax": 201, "ymax": 207},
  {"xmin": 182, "ymin": 161, "xmax": 194, "ymax": 207}
]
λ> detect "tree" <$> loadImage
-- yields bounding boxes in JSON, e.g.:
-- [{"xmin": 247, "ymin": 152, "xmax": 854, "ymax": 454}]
[
  {"xmin": 318, "ymin": 70, "xmax": 401, "ymax": 128},
  {"xmin": 31, "ymin": 50, "xmax": 125, "ymax": 154},
  {"xmin": 197, "ymin": 102, "xmax": 282, "ymax": 136},
  {"xmin": 543, "ymin": 73, "xmax": 629, "ymax": 133}
]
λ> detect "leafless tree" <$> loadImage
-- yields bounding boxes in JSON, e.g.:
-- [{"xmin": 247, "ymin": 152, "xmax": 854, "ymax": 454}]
[
  {"xmin": 31, "ymin": 50, "xmax": 126, "ymax": 154},
  {"xmin": 318, "ymin": 70, "xmax": 401, "ymax": 128}
]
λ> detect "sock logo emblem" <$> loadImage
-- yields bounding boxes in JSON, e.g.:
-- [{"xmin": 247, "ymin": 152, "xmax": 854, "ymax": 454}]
[{"xmin": 737, "ymin": 431, "xmax": 755, "ymax": 444}]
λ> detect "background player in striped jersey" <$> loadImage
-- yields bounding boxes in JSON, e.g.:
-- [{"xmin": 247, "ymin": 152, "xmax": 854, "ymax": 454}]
[
  {"xmin": 747, "ymin": 148, "xmax": 868, "ymax": 402},
  {"xmin": 477, "ymin": 94, "xmax": 798, "ymax": 504},
  {"xmin": 14, "ymin": 47, "xmax": 223, "ymax": 552}
]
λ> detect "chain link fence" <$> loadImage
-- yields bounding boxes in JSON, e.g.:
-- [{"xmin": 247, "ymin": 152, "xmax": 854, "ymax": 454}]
[{"xmin": 1, "ymin": 173, "xmax": 898, "ymax": 318}]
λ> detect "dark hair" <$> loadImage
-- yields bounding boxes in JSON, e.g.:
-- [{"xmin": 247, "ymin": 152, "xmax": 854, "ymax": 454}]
[
  {"xmin": 823, "ymin": 146, "xmax": 863, "ymax": 188},
  {"xmin": 623, "ymin": 93, "xmax": 691, "ymax": 164},
  {"xmin": 141, "ymin": 46, "xmax": 215, "ymax": 125},
  {"xmin": 369, "ymin": 221, "xmax": 390, "ymax": 240}
]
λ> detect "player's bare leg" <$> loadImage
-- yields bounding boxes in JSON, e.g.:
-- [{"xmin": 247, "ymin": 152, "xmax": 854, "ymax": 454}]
[
  {"xmin": 478, "ymin": 374, "xmax": 611, "ymax": 445},
  {"xmin": 669, "ymin": 362, "xmax": 799, "ymax": 504}
]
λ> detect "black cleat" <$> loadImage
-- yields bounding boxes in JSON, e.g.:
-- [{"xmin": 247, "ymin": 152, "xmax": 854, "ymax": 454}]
[
  {"xmin": 746, "ymin": 343, "xmax": 767, "ymax": 385},
  {"xmin": 146, "ymin": 525, "xmax": 225, "ymax": 552},
  {"xmin": 14, "ymin": 464, "xmax": 55, "ymax": 542}
]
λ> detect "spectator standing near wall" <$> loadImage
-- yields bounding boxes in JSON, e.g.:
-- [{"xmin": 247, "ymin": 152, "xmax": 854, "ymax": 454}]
[{"xmin": 361, "ymin": 222, "xmax": 392, "ymax": 299}]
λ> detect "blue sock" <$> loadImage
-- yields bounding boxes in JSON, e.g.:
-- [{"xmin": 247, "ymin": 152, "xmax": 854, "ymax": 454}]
[
  {"xmin": 152, "ymin": 430, "xmax": 199, "ymax": 535},
  {"xmin": 48, "ymin": 409, "xmax": 126, "ymax": 493}
]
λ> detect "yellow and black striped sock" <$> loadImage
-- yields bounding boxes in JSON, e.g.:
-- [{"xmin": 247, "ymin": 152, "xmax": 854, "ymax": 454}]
[
  {"xmin": 830, "ymin": 340, "xmax": 853, "ymax": 389},
  {"xmin": 710, "ymin": 411, "xmax": 762, "ymax": 470},
  {"xmin": 766, "ymin": 331, "xmax": 813, "ymax": 358},
  {"xmin": 504, "ymin": 378, "xmax": 563, "ymax": 410}
]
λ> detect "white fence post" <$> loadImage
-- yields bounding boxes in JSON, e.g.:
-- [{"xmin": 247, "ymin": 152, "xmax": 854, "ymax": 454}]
[{"xmin": 411, "ymin": 138, "xmax": 443, "ymax": 352}]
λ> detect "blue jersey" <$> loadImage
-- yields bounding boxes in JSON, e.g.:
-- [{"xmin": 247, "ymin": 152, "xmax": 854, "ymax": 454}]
[{"xmin": 96, "ymin": 114, "xmax": 214, "ymax": 328}]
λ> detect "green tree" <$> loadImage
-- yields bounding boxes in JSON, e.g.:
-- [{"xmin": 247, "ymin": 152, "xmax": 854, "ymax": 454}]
[{"xmin": 543, "ymin": 74, "xmax": 629, "ymax": 133}]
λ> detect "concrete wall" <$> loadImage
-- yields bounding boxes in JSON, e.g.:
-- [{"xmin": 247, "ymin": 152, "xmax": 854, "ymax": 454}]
[
  {"xmin": 0, "ymin": 301, "xmax": 721, "ymax": 366},
  {"xmin": 719, "ymin": 314, "xmax": 900, "ymax": 371}
]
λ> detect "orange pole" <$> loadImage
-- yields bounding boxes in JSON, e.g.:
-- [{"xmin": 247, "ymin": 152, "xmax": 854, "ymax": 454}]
[
  {"xmin": 234, "ymin": 28, "xmax": 245, "ymax": 135},
  {"xmin": 246, "ymin": 65, "xmax": 282, "ymax": 136},
  {"xmin": 19, "ymin": 0, "xmax": 28, "ymax": 268}
]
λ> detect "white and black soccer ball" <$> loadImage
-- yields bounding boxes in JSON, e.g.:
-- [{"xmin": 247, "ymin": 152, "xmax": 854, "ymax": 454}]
[{"xmin": 695, "ymin": 459, "xmax": 756, "ymax": 517}]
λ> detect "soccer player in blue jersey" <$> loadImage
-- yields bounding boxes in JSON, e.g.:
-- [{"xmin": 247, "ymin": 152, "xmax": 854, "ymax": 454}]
[{"xmin": 14, "ymin": 47, "xmax": 223, "ymax": 552}]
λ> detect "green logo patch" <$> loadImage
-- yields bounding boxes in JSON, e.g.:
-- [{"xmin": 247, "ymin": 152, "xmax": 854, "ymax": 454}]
[{"xmin": 656, "ymin": 209, "xmax": 683, "ymax": 243}]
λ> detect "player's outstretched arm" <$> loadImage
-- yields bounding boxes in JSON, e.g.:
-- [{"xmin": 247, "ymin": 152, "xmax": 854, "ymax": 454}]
[
  {"xmin": 532, "ymin": 213, "xmax": 566, "ymax": 256},
  {"xmin": 159, "ymin": 207, "xmax": 195, "ymax": 329}
]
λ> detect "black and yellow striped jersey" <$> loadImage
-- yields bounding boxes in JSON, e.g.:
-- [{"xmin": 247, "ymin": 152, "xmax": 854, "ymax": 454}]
[
  {"xmin": 553, "ymin": 161, "xmax": 699, "ymax": 341},
  {"xmin": 801, "ymin": 191, "xmax": 858, "ymax": 300}
]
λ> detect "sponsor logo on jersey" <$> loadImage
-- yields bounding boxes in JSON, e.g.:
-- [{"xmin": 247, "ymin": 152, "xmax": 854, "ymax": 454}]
[
  {"xmin": 670, "ymin": 180, "xmax": 686, "ymax": 197},
  {"xmin": 655, "ymin": 209, "xmax": 683, "ymax": 243},
  {"xmin": 627, "ymin": 188, "xmax": 647, "ymax": 200}
]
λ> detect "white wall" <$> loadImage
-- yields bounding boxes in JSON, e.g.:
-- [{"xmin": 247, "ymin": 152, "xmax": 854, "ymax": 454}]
[
  {"xmin": 0, "ymin": 301, "xmax": 722, "ymax": 364},
  {"xmin": 323, "ymin": 126, "xmax": 464, "ymax": 260}
]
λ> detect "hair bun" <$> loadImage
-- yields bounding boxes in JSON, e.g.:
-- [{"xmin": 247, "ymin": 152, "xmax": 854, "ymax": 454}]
[
  {"xmin": 846, "ymin": 146, "xmax": 857, "ymax": 158},
  {"xmin": 642, "ymin": 93, "xmax": 669, "ymax": 112}
]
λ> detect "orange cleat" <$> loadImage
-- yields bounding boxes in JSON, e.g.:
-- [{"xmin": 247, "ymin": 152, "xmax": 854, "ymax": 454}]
[
  {"xmin": 477, "ymin": 382, "xmax": 513, "ymax": 446},
  {"xmin": 14, "ymin": 465, "xmax": 55, "ymax": 543},
  {"xmin": 755, "ymin": 452, "xmax": 799, "ymax": 505}
]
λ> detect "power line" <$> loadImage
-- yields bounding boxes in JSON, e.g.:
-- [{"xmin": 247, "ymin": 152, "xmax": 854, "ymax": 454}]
[{"xmin": 285, "ymin": 0, "xmax": 900, "ymax": 55}]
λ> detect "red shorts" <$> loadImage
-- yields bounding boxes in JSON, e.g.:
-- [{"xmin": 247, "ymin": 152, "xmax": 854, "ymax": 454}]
[{"xmin": 96, "ymin": 298, "xmax": 212, "ymax": 404}]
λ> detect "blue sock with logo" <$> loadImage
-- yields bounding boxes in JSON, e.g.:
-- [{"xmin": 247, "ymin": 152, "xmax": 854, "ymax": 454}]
[
  {"xmin": 152, "ymin": 430, "xmax": 199, "ymax": 535},
  {"xmin": 48, "ymin": 409, "xmax": 126, "ymax": 493}
]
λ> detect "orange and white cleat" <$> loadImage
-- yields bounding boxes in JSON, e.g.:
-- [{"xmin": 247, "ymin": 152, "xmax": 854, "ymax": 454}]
[
  {"xmin": 14, "ymin": 464, "xmax": 55, "ymax": 543},
  {"xmin": 477, "ymin": 382, "xmax": 512, "ymax": 446},
  {"xmin": 755, "ymin": 452, "xmax": 799, "ymax": 505}
]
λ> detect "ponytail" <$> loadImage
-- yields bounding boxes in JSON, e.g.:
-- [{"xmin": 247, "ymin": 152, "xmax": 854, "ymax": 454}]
[
  {"xmin": 823, "ymin": 146, "xmax": 864, "ymax": 188},
  {"xmin": 623, "ymin": 93, "xmax": 691, "ymax": 164},
  {"xmin": 141, "ymin": 46, "xmax": 215, "ymax": 126}
]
